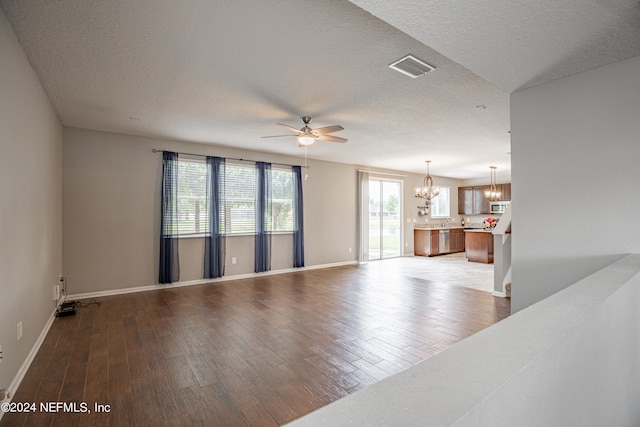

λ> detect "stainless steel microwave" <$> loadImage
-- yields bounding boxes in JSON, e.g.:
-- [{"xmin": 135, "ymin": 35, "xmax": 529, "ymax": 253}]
[{"xmin": 489, "ymin": 201, "xmax": 510, "ymax": 214}]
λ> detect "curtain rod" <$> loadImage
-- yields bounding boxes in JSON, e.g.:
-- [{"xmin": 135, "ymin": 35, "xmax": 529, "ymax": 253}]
[
  {"xmin": 152, "ymin": 148, "xmax": 309, "ymax": 169},
  {"xmin": 357, "ymin": 169, "xmax": 406, "ymax": 177}
]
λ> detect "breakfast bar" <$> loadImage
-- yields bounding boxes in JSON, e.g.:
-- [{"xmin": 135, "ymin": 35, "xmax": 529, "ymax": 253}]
[{"xmin": 464, "ymin": 229, "xmax": 494, "ymax": 263}]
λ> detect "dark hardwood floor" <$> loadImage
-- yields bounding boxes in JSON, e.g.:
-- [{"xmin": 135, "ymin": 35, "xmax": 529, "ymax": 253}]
[{"xmin": 1, "ymin": 260, "xmax": 510, "ymax": 427}]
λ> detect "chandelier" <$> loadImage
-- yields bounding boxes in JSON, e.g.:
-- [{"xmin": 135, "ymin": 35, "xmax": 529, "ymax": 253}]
[
  {"xmin": 415, "ymin": 160, "xmax": 439, "ymax": 202},
  {"xmin": 485, "ymin": 166, "xmax": 501, "ymax": 201}
]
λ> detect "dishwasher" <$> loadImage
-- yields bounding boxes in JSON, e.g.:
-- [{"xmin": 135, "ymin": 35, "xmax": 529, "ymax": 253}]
[{"xmin": 438, "ymin": 229, "xmax": 450, "ymax": 254}]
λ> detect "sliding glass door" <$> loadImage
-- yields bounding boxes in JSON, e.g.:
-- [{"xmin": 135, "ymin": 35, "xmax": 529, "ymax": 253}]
[{"xmin": 368, "ymin": 179, "xmax": 402, "ymax": 260}]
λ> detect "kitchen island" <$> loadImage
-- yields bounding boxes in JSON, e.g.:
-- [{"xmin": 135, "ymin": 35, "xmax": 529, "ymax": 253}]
[{"xmin": 464, "ymin": 229, "xmax": 494, "ymax": 263}]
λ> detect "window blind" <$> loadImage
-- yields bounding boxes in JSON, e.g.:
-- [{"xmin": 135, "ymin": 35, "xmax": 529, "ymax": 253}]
[
  {"xmin": 172, "ymin": 159, "xmax": 295, "ymax": 235},
  {"xmin": 176, "ymin": 159, "xmax": 208, "ymax": 235}
]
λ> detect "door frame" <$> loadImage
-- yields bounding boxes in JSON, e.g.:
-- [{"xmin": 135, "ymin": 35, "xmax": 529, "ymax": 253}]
[{"xmin": 367, "ymin": 176, "xmax": 404, "ymax": 261}]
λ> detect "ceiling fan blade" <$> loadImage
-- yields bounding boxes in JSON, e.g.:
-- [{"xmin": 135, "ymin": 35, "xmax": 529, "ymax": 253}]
[
  {"xmin": 314, "ymin": 125, "xmax": 344, "ymax": 134},
  {"xmin": 276, "ymin": 123, "xmax": 301, "ymax": 133},
  {"xmin": 317, "ymin": 134, "xmax": 347, "ymax": 143},
  {"xmin": 261, "ymin": 134, "xmax": 298, "ymax": 139}
]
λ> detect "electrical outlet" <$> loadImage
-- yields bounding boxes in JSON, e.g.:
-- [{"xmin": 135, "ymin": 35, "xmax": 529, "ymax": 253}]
[
  {"xmin": 231, "ymin": 257, "xmax": 237, "ymax": 264},
  {"xmin": 17, "ymin": 322, "xmax": 22, "ymax": 341},
  {"xmin": 348, "ymin": 247, "xmax": 352, "ymax": 253},
  {"xmin": 53, "ymin": 285, "xmax": 60, "ymax": 301},
  {"xmin": 0, "ymin": 344, "xmax": 3, "ymax": 363}
]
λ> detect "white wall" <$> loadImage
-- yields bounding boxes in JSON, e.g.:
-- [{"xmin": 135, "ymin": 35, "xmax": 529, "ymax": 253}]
[
  {"xmin": 510, "ymin": 54, "xmax": 640, "ymax": 312},
  {"xmin": 63, "ymin": 128, "xmax": 366, "ymax": 294},
  {"xmin": 0, "ymin": 10, "xmax": 63, "ymax": 390}
]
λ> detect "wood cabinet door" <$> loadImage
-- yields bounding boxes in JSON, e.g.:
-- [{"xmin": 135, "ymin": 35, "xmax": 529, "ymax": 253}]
[
  {"xmin": 430, "ymin": 231, "xmax": 439, "ymax": 256},
  {"xmin": 458, "ymin": 187, "xmax": 474, "ymax": 215},
  {"xmin": 474, "ymin": 187, "xmax": 490, "ymax": 214},
  {"xmin": 451, "ymin": 229, "xmax": 465, "ymax": 252},
  {"xmin": 459, "ymin": 184, "xmax": 509, "ymax": 214},
  {"xmin": 414, "ymin": 230, "xmax": 428, "ymax": 256},
  {"xmin": 501, "ymin": 183, "xmax": 511, "ymax": 201}
]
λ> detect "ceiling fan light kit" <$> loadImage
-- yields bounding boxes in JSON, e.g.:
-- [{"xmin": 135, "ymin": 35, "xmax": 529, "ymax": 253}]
[
  {"xmin": 298, "ymin": 135, "xmax": 315, "ymax": 146},
  {"xmin": 262, "ymin": 116, "xmax": 347, "ymax": 146}
]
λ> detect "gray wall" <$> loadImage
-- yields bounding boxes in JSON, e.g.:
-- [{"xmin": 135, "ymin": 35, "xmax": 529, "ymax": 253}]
[
  {"xmin": 510, "ymin": 54, "xmax": 640, "ymax": 312},
  {"xmin": 63, "ymin": 128, "xmax": 362, "ymax": 294},
  {"xmin": 0, "ymin": 9, "xmax": 63, "ymax": 390},
  {"xmin": 62, "ymin": 126, "xmax": 467, "ymax": 294},
  {"xmin": 63, "ymin": 128, "xmax": 462, "ymax": 295}
]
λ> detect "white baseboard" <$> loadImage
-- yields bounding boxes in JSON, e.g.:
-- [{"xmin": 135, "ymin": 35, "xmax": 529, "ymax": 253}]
[
  {"xmin": 0, "ymin": 305, "xmax": 59, "ymax": 422},
  {"xmin": 0, "ymin": 260, "xmax": 358, "ymax": 422},
  {"xmin": 492, "ymin": 290, "xmax": 507, "ymax": 298},
  {"xmin": 68, "ymin": 260, "xmax": 358, "ymax": 301}
]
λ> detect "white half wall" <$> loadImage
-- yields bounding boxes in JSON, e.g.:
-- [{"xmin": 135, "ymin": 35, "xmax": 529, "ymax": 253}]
[
  {"xmin": 286, "ymin": 254, "xmax": 640, "ymax": 426},
  {"xmin": 0, "ymin": 9, "xmax": 63, "ymax": 391},
  {"xmin": 510, "ymin": 54, "xmax": 640, "ymax": 312}
]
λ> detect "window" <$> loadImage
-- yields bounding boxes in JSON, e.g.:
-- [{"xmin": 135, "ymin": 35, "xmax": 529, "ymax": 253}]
[
  {"xmin": 430, "ymin": 186, "xmax": 450, "ymax": 218},
  {"xmin": 176, "ymin": 159, "xmax": 208, "ymax": 235},
  {"xmin": 174, "ymin": 159, "xmax": 295, "ymax": 236},
  {"xmin": 270, "ymin": 169, "xmax": 295, "ymax": 232},
  {"xmin": 225, "ymin": 163, "xmax": 256, "ymax": 234}
]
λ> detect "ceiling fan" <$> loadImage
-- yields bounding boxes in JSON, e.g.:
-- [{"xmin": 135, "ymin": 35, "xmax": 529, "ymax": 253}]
[{"xmin": 261, "ymin": 116, "xmax": 347, "ymax": 146}]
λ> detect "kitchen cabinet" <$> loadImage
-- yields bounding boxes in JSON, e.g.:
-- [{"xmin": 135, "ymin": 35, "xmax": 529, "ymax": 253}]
[
  {"xmin": 474, "ymin": 186, "xmax": 490, "ymax": 215},
  {"xmin": 450, "ymin": 228, "xmax": 465, "ymax": 253},
  {"xmin": 414, "ymin": 229, "xmax": 439, "ymax": 256},
  {"xmin": 501, "ymin": 183, "xmax": 511, "ymax": 201},
  {"xmin": 465, "ymin": 230, "xmax": 494, "ymax": 263},
  {"xmin": 414, "ymin": 228, "xmax": 464, "ymax": 256},
  {"xmin": 458, "ymin": 186, "xmax": 490, "ymax": 215},
  {"xmin": 458, "ymin": 184, "xmax": 511, "ymax": 215},
  {"xmin": 430, "ymin": 232, "xmax": 439, "ymax": 255},
  {"xmin": 458, "ymin": 187, "xmax": 474, "ymax": 215}
]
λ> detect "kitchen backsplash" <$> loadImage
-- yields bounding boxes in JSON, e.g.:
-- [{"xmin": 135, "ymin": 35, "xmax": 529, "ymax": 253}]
[{"xmin": 414, "ymin": 213, "xmax": 501, "ymax": 229}]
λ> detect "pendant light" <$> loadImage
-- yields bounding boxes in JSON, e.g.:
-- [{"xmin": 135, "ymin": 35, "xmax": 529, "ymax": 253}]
[
  {"xmin": 415, "ymin": 160, "xmax": 439, "ymax": 202},
  {"xmin": 485, "ymin": 166, "xmax": 501, "ymax": 201}
]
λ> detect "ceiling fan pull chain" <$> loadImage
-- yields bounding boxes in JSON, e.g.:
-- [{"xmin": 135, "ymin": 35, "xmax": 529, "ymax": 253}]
[{"xmin": 304, "ymin": 146, "xmax": 309, "ymax": 181}]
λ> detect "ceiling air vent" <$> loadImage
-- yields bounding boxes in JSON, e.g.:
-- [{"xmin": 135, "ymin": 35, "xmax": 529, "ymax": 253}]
[{"xmin": 388, "ymin": 55, "xmax": 435, "ymax": 78}]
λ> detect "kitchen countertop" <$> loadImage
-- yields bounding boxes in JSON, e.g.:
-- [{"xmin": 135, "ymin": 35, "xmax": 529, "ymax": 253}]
[
  {"xmin": 414, "ymin": 226, "xmax": 464, "ymax": 230},
  {"xmin": 464, "ymin": 229, "xmax": 494, "ymax": 233},
  {"xmin": 414, "ymin": 222, "xmax": 486, "ymax": 231},
  {"xmin": 414, "ymin": 225, "xmax": 485, "ymax": 230}
]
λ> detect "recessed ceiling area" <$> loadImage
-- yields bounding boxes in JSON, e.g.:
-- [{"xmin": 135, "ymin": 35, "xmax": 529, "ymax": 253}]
[{"xmin": 1, "ymin": 0, "xmax": 638, "ymax": 179}]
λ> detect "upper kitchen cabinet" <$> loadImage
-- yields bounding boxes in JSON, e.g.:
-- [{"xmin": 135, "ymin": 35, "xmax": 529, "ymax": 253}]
[
  {"xmin": 501, "ymin": 183, "xmax": 511, "ymax": 201},
  {"xmin": 458, "ymin": 184, "xmax": 511, "ymax": 215},
  {"xmin": 459, "ymin": 186, "xmax": 484, "ymax": 215},
  {"xmin": 458, "ymin": 187, "xmax": 474, "ymax": 215},
  {"xmin": 474, "ymin": 186, "xmax": 490, "ymax": 214}
]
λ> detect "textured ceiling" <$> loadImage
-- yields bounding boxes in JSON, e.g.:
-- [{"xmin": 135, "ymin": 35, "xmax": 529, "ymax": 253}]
[
  {"xmin": 348, "ymin": 0, "xmax": 640, "ymax": 93},
  {"xmin": 2, "ymin": 1, "xmax": 638, "ymax": 179}
]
